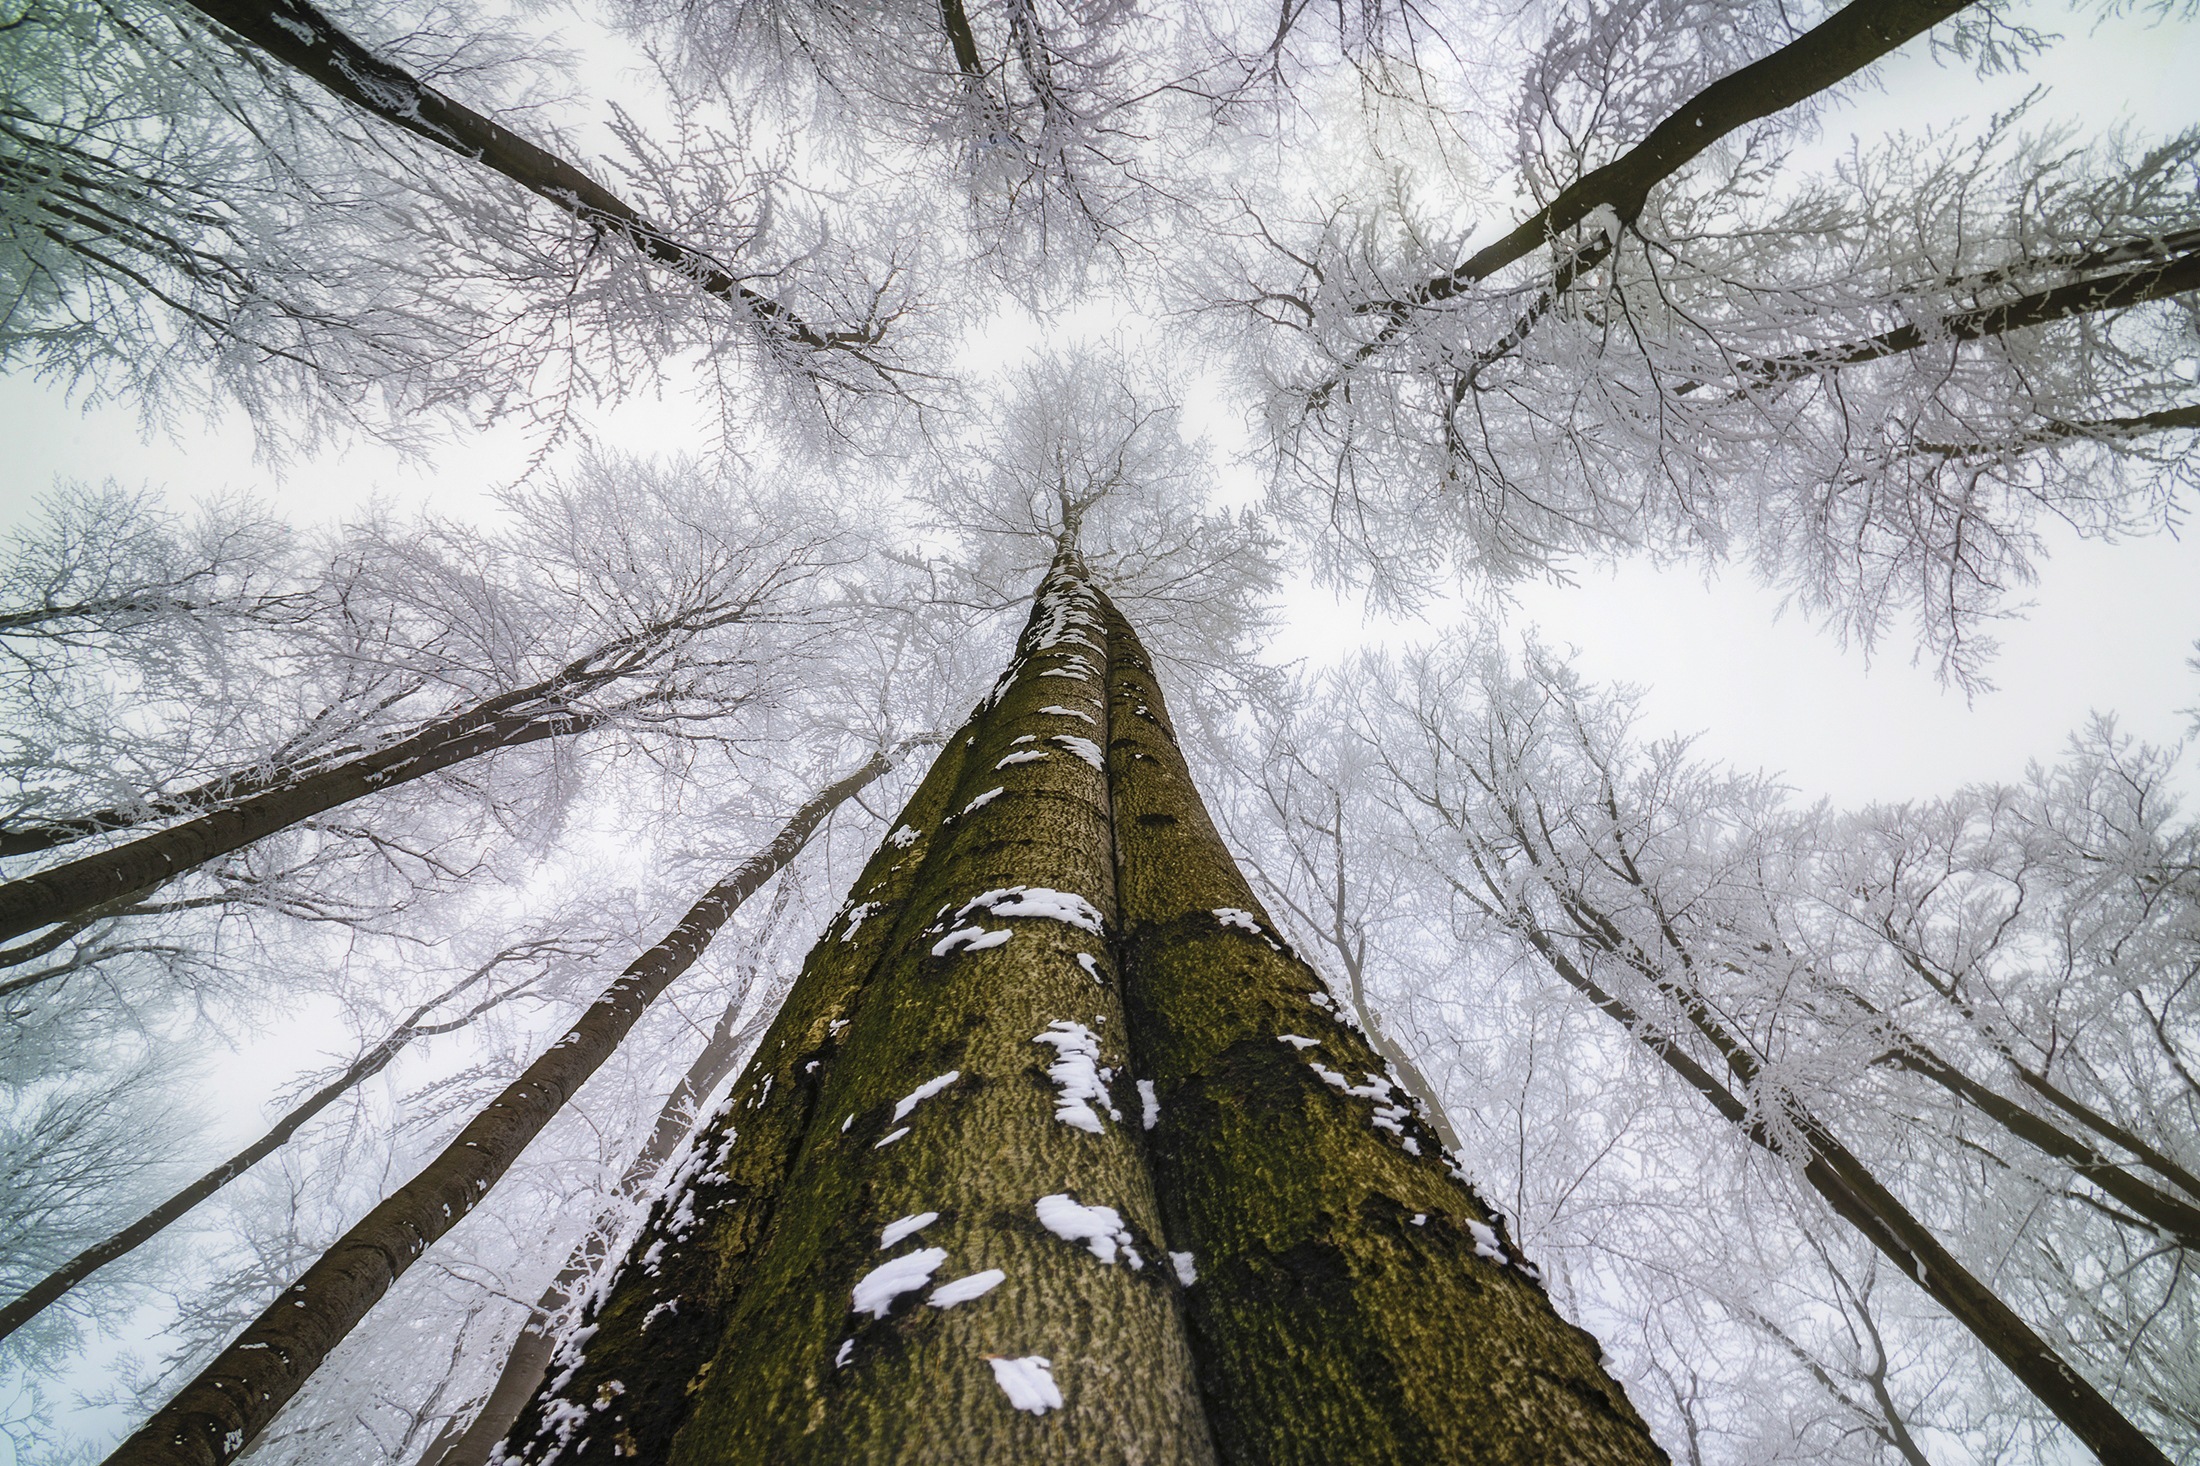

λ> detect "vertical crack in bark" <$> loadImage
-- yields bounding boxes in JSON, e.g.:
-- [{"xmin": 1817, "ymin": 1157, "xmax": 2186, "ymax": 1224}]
[
  {"xmin": 508, "ymin": 550, "xmax": 1213, "ymax": 1464},
  {"xmin": 1096, "ymin": 595, "xmax": 1667, "ymax": 1466}
]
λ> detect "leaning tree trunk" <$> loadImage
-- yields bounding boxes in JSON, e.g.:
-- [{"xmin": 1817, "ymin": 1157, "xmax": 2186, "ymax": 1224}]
[
  {"xmin": 502, "ymin": 551, "xmax": 1665, "ymax": 1465},
  {"xmin": 0, "ymin": 703, "xmax": 596, "ymax": 946},
  {"xmin": 100, "ymin": 752, "xmax": 897, "ymax": 1466},
  {"xmin": 1, "ymin": 949, "xmax": 535, "ymax": 1344},
  {"xmin": 1514, "ymin": 927, "xmax": 2173, "ymax": 1466}
]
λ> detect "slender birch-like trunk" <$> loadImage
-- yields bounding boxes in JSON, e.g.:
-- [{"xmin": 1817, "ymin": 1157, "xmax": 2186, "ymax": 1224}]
[
  {"xmin": 0, "ymin": 947, "xmax": 551, "ymax": 1343},
  {"xmin": 501, "ymin": 553, "xmax": 1664, "ymax": 1464},
  {"xmin": 99, "ymin": 752, "xmax": 897, "ymax": 1466}
]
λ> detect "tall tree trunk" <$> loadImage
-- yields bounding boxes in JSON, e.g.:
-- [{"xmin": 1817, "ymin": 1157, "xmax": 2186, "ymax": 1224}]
[
  {"xmin": 504, "ymin": 551, "xmax": 1215, "ymax": 1463},
  {"xmin": 99, "ymin": 752, "xmax": 897, "ymax": 1466},
  {"xmin": 0, "ymin": 705, "xmax": 595, "ymax": 946},
  {"xmin": 1100, "ymin": 600, "xmax": 1659, "ymax": 1464},
  {"xmin": 501, "ymin": 554, "xmax": 1663, "ymax": 1464}
]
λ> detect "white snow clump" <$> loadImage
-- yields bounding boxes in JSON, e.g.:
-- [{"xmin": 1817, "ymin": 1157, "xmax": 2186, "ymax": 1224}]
[
  {"xmin": 1051, "ymin": 735, "xmax": 1105, "ymax": 769},
  {"xmin": 879, "ymin": 1211, "xmax": 939, "ymax": 1248},
  {"xmin": 1035, "ymin": 1193, "xmax": 1139, "ymax": 1267},
  {"xmin": 988, "ymin": 1355, "xmax": 1063, "ymax": 1415},
  {"xmin": 957, "ymin": 886, "xmax": 1104, "ymax": 933},
  {"xmin": 928, "ymin": 1269, "xmax": 1006, "ymax": 1308},
  {"xmin": 893, "ymin": 1070, "xmax": 960, "ymax": 1120},
  {"xmin": 851, "ymin": 1248, "xmax": 947, "ymax": 1318},
  {"xmin": 933, "ymin": 926, "xmax": 1012, "ymax": 957},
  {"xmin": 1034, "ymin": 1021, "xmax": 1121, "ymax": 1132}
]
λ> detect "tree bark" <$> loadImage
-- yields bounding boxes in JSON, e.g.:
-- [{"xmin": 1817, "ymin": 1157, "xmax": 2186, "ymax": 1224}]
[
  {"xmin": 504, "ymin": 551, "xmax": 1216, "ymax": 1464},
  {"xmin": 0, "ymin": 705, "xmax": 593, "ymax": 946},
  {"xmin": 99, "ymin": 751, "xmax": 897, "ymax": 1466},
  {"xmin": 1100, "ymin": 600, "xmax": 1663, "ymax": 1465}
]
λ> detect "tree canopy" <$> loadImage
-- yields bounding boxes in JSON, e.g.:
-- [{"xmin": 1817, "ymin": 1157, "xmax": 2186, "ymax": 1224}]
[{"xmin": 2, "ymin": 0, "xmax": 2196, "ymax": 1457}]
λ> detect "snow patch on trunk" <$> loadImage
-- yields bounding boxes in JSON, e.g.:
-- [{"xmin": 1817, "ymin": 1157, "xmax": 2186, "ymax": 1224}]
[
  {"xmin": 933, "ymin": 926, "xmax": 1011, "ymax": 957},
  {"xmin": 879, "ymin": 1211, "xmax": 938, "ymax": 1248},
  {"xmin": 893, "ymin": 1070, "xmax": 960, "ymax": 1120},
  {"xmin": 1034, "ymin": 1022, "xmax": 1120, "ymax": 1132},
  {"xmin": 1035, "ymin": 1193, "xmax": 1138, "ymax": 1266},
  {"xmin": 839, "ymin": 902, "xmax": 881, "ymax": 941},
  {"xmin": 987, "ymin": 1355, "xmax": 1062, "ymax": 1414},
  {"xmin": 851, "ymin": 1248, "xmax": 947, "ymax": 1317},
  {"xmin": 1051, "ymin": 735, "xmax": 1104, "ymax": 769},
  {"xmin": 958, "ymin": 886, "xmax": 1103, "ymax": 932},
  {"xmin": 958, "ymin": 787, "xmax": 1006, "ymax": 816},
  {"xmin": 928, "ymin": 1269, "xmax": 1006, "ymax": 1308}
]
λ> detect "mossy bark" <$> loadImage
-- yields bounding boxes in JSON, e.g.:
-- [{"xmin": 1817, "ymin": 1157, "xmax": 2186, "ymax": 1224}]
[
  {"xmin": 507, "ymin": 555, "xmax": 1213, "ymax": 1464},
  {"xmin": 1098, "ymin": 600, "xmax": 1665, "ymax": 1466},
  {"xmin": 502, "ymin": 558, "xmax": 1661, "ymax": 1465},
  {"xmin": 497, "ymin": 730, "xmax": 981, "ymax": 1463}
]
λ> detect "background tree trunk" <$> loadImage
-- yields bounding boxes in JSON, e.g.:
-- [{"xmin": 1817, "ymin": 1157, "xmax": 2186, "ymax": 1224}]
[
  {"xmin": 98, "ymin": 752, "xmax": 896, "ymax": 1466},
  {"xmin": 418, "ymin": 987, "xmax": 780, "ymax": 1466},
  {"xmin": 0, "ymin": 706, "xmax": 595, "ymax": 945}
]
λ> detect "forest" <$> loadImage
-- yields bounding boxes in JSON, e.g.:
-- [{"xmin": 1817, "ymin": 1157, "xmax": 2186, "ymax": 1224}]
[{"xmin": 1, "ymin": 0, "xmax": 2197, "ymax": 1458}]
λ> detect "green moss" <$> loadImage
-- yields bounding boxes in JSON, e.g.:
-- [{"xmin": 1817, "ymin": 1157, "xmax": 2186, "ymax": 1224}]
[
  {"xmin": 1100, "ymin": 599, "xmax": 1665, "ymax": 1466},
  {"xmin": 661, "ymin": 560, "xmax": 1212, "ymax": 1464}
]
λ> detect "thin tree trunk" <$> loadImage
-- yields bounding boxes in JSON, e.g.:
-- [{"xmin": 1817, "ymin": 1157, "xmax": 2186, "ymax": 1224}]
[
  {"xmin": 100, "ymin": 751, "xmax": 898, "ymax": 1466},
  {"xmin": 504, "ymin": 551, "xmax": 1216, "ymax": 1464},
  {"xmin": 1504, "ymin": 920, "xmax": 2171, "ymax": 1466},
  {"xmin": 0, "ymin": 948, "xmax": 550, "ymax": 1343},
  {"xmin": 1870, "ymin": 1032, "xmax": 2200, "ymax": 1249},
  {"xmin": 418, "ymin": 983, "xmax": 779, "ymax": 1466},
  {"xmin": 1100, "ymin": 599, "xmax": 1662, "ymax": 1464},
  {"xmin": 177, "ymin": 0, "xmax": 852, "ymax": 352},
  {"xmin": 0, "ymin": 706, "xmax": 593, "ymax": 945}
]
